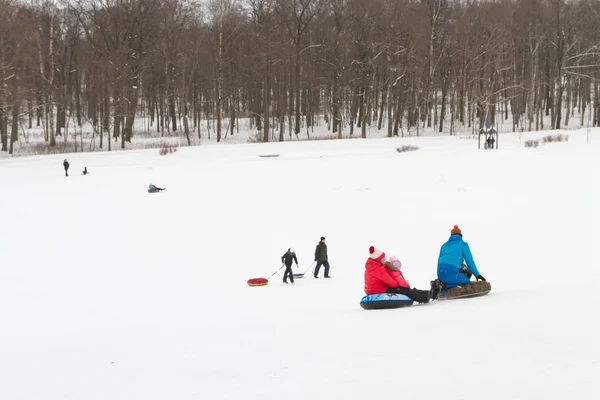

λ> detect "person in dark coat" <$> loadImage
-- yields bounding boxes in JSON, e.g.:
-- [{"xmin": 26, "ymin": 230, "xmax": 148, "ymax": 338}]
[
  {"xmin": 314, "ymin": 237, "xmax": 330, "ymax": 278},
  {"xmin": 148, "ymin": 184, "xmax": 165, "ymax": 193},
  {"xmin": 63, "ymin": 159, "xmax": 69, "ymax": 177},
  {"xmin": 281, "ymin": 247, "xmax": 299, "ymax": 284},
  {"xmin": 82, "ymin": 167, "xmax": 88, "ymax": 175}
]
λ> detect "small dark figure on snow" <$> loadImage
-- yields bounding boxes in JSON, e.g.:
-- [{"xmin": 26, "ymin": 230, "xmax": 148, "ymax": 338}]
[
  {"xmin": 485, "ymin": 135, "xmax": 495, "ymax": 149},
  {"xmin": 281, "ymin": 247, "xmax": 299, "ymax": 284},
  {"xmin": 314, "ymin": 237, "xmax": 330, "ymax": 278},
  {"xmin": 82, "ymin": 167, "xmax": 88, "ymax": 175},
  {"xmin": 63, "ymin": 159, "xmax": 70, "ymax": 177},
  {"xmin": 148, "ymin": 184, "xmax": 164, "ymax": 193}
]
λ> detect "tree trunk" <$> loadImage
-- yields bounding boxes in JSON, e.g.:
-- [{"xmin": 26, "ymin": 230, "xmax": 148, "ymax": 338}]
[
  {"xmin": 439, "ymin": 76, "xmax": 449, "ymax": 133},
  {"xmin": 263, "ymin": 56, "xmax": 270, "ymax": 143},
  {"xmin": 169, "ymin": 93, "xmax": 177, "ymax": 132},
  {"xmin": 0, "ymin": 103, "xmax": 6, "ymax": 152},
  {"xmin": 28, "ymin": 99, "xmax": 33, "ymax": 129},
  {"xmin": 48, "ymin": 91, "xmax": 56, "ymax": 147},
  {"xmin": 378, "ymin": 84, "xmax": 386, "ymax": 131},
  {"xmin": 387, "ymin": 90, "xmax": 394, "ymax": 137},
  {"xmin": 565, "ymin": 76, "xmax": 571, "ymax": 127},
  {"xmin": 294, "ymin": 39, "xmax": 301, "ymax": 136},
  {"xmin": 361, "ymin": 79, "xmax": 368, "ymax": 139},
  {"xmin": 279, "ymin": 73, "xmax": 285, "ymax": 141},
  {"xmin": 9, "ymin": 97, "xmax": 19, "ymax": 154},
  {"xmin": 393, "ymin": 91, "xmax": 402, "ymax": 137}
]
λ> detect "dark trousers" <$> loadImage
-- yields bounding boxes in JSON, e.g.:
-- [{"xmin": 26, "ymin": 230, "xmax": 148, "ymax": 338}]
[
  {"xmin": 65, "ymin": 169, "xmax": 68, "ymax": 177},
  {"xmin": 283, "ymin": 266, "xmax": 294, "ymax": 283},
  {"xmin": 385, "ymin": 287, "xmax": 430, "ymax": 304},
  {"xmin": 314, "ymin": 261, "xmax": 330, "ymax": 277}
]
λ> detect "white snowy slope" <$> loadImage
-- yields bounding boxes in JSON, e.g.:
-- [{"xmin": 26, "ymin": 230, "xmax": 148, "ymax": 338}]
[{"xmin": 0, "ymin": 130, "xmax": 599, "ymax": 400}]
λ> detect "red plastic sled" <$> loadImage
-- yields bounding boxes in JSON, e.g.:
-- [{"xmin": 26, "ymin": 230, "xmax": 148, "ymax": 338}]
[{"xmin": 247, "ymin": 277, "xmax": 268, "ymax": 287}]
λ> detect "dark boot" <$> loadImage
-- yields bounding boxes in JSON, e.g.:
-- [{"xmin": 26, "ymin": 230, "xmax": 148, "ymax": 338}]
[
  {"xmin": 429, "ymin": 279, "xmax": 443, "ymax": 300},
  {"xmin": 387, "ymin": 287, "xmax": 430, "ymax": 304}
]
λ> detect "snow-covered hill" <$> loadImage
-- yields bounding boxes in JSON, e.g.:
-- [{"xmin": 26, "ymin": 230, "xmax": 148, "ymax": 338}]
[{"xmin": 0, "ymin": 129, "xmax": 598, "ymax": 400}]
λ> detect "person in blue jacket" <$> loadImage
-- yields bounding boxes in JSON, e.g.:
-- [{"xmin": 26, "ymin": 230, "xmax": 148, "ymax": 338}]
[{"xmin": 437, "ymin": 225, "xmax": 486, "ymax": 288}]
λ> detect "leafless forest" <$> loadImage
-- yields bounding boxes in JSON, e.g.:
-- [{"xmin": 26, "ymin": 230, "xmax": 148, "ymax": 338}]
[{"xmin": 1, "ymin": 0, "xmax": 599, "ymax": 154}]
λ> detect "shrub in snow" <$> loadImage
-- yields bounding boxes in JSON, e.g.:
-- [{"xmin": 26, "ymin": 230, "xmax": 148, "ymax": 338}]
[
  {"xmin": 307, "ymin": 134, "xmax": 349, "ymax": 141},
  {"xmin": 396, "ymin": 145, "xmax": 419, "ymax": 153},
  {"xmin": 542, "ymin": 134, "xmax": 569, "ymax": 143},
  {"xmin": 159, "ymin": 143, "xmax": 178, "ymax": 155},
  {"xmin": 24, "ymin": 141, "xmax": 80, "ymax": 156},
  {"xmin": 248, "ymin": 132, "xmax": 363, "ymax": 143},
  {"xmin": 524, "ymin": 140, "xmax": 540, "ymax": 148},
  {"xmin": 247, "ymin": 132, "xmax": 262, "ymax": 143}
]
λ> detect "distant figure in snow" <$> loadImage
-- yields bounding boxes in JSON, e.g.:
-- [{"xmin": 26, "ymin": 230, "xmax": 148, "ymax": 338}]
[
  {"xmin": 148, "ymin": 184, "xmax": 164, "ymax": 193},
  {"xmin": 281, "ymin": 247, "xmax": 299, "ymax": 284},
  {"xmin": 314, "ymin": 237, "xmax": 330, "ymax": 278},
  {"xmin": 437, "ymin": 225, "xmax": 485, "ymax": 289},
  {"xmin": 364, "ymin": 247, "xmax": 438, "ymax": 303},
  {"xmin": 486, "ymin": 134, "xmax": 495, "ymax": 149},
  {"xmin": 82, "ymin": 167, "xmax": 89, "ymax": 175},
  {"xmin": 63, "ymin": 159, "xmax": 70, "ymax": 177}
]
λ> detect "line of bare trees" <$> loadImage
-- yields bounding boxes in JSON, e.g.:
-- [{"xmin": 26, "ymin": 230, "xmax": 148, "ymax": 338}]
[{"xmin": 1, "ymin": 0, "xmax": 599, "ymax": 154}]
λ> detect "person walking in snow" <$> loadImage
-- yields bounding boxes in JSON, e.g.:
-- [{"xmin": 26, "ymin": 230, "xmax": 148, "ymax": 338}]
[
  {"xmin": 314, "ymin": 237, "xmax": 330, "ymax": 278},
  {"xmin": 63, "ymin": 159, "xmax": 70, "ymax": 177},
  {"xmin": 437, "ymin": 225, "xmax": 486, "ymax": 288},
  {"xmin": 82, "ymin": 167, "xmax": 88, "ymax": 175},
  {"xmin": 281, "ymin": 247, "xmax": 299, "ymax": 284},
  {"xmin": 364, "ymin": 247, "xmax": 438, "ymax": 303}
]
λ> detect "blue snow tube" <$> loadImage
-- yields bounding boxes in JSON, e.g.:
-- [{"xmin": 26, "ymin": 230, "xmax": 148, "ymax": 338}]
[{"xmin": 360, "ymin": 293, "xmax": 414, "ymax": 310}]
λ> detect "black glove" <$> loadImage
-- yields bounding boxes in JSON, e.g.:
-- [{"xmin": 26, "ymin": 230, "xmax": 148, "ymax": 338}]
[
  {"xmin": 459, "ymin": 265, "xmax": 472, "ymax": 279},
  {"xmin": 476, "ymin": 275, "xmax": 486, "ymax": 281}
]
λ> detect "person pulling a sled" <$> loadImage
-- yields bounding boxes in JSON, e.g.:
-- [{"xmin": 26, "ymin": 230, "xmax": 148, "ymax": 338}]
[
  {"xmin": 148, "ymin": 184, "xmax": 164, "ymax": 193},
  {"xmin": 364, "ymin": 247, "xmax": 439, "ymax": 303},
  {"xmin": 281, "ymin": 247, "xmax": 299, "ymax": 284},
  {"xmin": 437, "ymin": 225, "xmax": 485, "ymax": 288}
]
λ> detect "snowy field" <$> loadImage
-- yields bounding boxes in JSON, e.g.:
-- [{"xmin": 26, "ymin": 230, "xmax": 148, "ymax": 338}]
[{"xmin": 1, "ymin": 129, "xmax": 599, "ymax": 400}]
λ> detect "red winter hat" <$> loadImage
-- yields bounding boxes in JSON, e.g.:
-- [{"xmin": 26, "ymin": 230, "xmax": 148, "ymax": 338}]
[
  {"xmin": 451, "ymin": 225, "xmax": 462, "ymax": 236},
  {"xmin": 369, "ymin": 246, "xmax": 386, "ymax": 261}
]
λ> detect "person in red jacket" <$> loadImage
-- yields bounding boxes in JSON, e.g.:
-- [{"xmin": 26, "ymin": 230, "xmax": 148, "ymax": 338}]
[
  {"xmin": 364, "ymin": 246, "xmax": 437, "ymax": 303},
  {"xmin": 387, "ymin": 255, "xmax": 409, "ymax": 287}
]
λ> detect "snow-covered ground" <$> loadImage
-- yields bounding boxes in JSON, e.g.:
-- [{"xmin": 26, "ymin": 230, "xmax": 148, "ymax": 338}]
[{"xmin": 0, "ymin": 129, "xmax": 599, "ymax": 400}]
